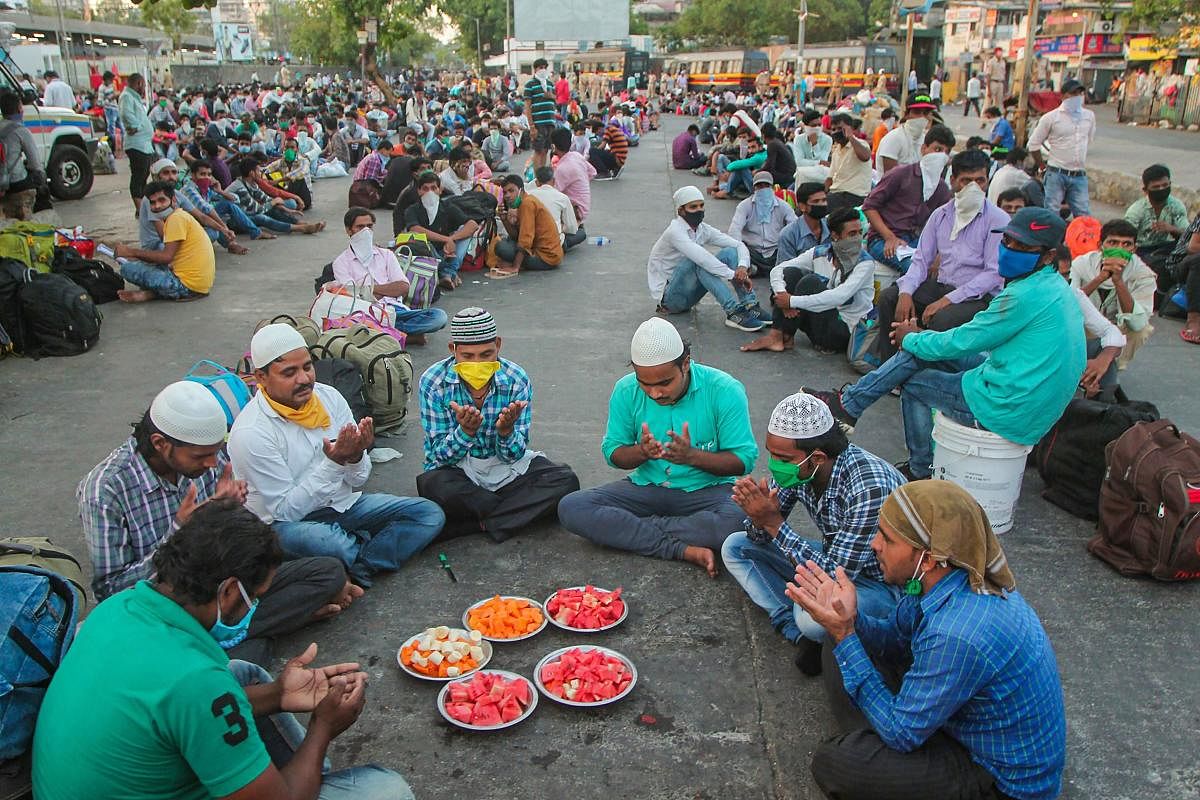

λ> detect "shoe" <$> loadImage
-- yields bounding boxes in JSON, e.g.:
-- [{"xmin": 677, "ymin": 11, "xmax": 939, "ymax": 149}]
[
  {"xmin": 595, "ymin": 172, "xmax": 615, "ymax": 181},
  {"xmin": 725, "ymin": 309, "xmax": 765, "ymax": 332},
  {"xmin": 691, "ymin": 166, "xmax": 710, "ymax": 176},
  {"xmin": 743, "ymin": 302, "xmax": 772, "ymax": 325},
  {"xmin": 893, "ymin": 461, "xmax": 930, "ymax": 481},
  {"xmin": 794, "ymin": 638, "xmax": 823, "ymax": 676},
  {"xmin": 800, "ymin": 386, "xmax": 858, "ymax": 435}
]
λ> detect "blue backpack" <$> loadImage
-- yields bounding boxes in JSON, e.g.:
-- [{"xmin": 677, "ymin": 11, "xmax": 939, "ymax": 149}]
[{"xmin": 0, "ymin": 546, "xmax": 85, "ymax": 763}]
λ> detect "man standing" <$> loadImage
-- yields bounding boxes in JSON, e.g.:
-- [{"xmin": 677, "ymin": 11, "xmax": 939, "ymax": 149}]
[
  {"xmin": 417, "ymin": 308, "xmax": 580, "ymax": 541},
  {"xmin": 558, "ymin": 319, "xmax": 758, "ymax": 577},
  {"xmin": 112, "ymin": 181, "xmax": 215, "ymax": 303},
  {"xmin": 41, "ymin": 69, "xmax": 74, "ymax": 109},
  {"xmin": 723, "ymin": 392, "xmax": 903, "ymax": 675},
  {"xmin": 98, "ymin": 71, "xmax": 121, "ymax": 142},
  {"xmin": 647, "ymin": 185, "xmax": 765, "ymax": 331},
  {"xmin": 524, "ymin": 58, "xmax": 557, "ymax": 169},
  {"xmin": 776, "ymin": 182, "xmax": 832, "ymax": 263},
  {"xmin": 78, "ymin": 381, "xmax": 355, "ymax": 663},
  {"xmin": 728, "ymin": 171, "xmax": 797, "ymax": 275},
  {"xmin": 964, "ymin": 72, "xmax": 983, "ymax": 117},
  {"xmin": 1028, "ymin": 78, "xmax": 1095, "ymax": 219},
  {"xmin": 825, "ymin": 114, "xmax": 872, "ymax": 215},
  {"xmin": 984, "ymin": 47, "xmax": 1008, "ymax": 107},
  {"xmin": 120, "ymin": 72, "xmax": 155, "ymax": 213},
  {"xmin": 555, "ymin": 71, "xmax": 571, "ymax": 116},
  {"xmin": 228, "ymin": 324, "xmax": 445, "ymax": 587}
]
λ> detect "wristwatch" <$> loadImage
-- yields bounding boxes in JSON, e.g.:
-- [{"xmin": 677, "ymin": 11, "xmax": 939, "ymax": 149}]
[{"xmin": 745, "ymin": 518, "xmax": 770, "ymax": 544}]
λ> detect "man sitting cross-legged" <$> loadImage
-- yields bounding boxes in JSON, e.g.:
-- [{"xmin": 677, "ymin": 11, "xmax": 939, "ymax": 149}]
[
  {"xmin": 416, "ymin": 307, "xmax": 580, "ymax": 541},
  {"xmin": 112, "ymin": 180, "xmax": 215, "ymax": 303},
  {"xmin": 558, "ymin": 318, "xmax": 757, "ymax": 577},
  {"xmin": 78, "ymin": 381, "xmax": 356, "ymax": 665},
  {"xmin": 228, "ymin": 324, "xmax": 445, "ymax": 587},
  {"xmin": 789, "ymin": 480, "xmax": 1066, "ymax": 800},
  {"xmin": 723, "ymin": 392, "xmax": 904, "ymax": 676}
]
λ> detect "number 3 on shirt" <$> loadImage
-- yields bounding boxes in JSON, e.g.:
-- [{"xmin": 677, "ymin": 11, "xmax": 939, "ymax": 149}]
[{"xmin": 211, "ymin": 692, "xmax": 250, "ymax": 746}]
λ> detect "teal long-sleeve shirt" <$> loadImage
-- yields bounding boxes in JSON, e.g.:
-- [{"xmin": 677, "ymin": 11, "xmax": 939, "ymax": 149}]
[
  {"xmin": 901, "ymin": 267, "xmax": 1085, "ymax": 446},
  {"xmin": 601, "ymin": 362, "xmax": 758, "ymax": 492},
  {"xmin": 725, "ymin": 150, "xmax": 767, "ymax": 173}
]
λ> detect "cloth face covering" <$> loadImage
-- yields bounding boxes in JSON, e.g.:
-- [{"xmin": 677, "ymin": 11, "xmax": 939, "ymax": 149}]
[
  {"xmin": 918, "ymin": 152, "xmax": 949, "ymax": 202},
  {"xmin": 997, "ymin": 243, "xmax": 1043, "ymax": 278},
  {"xmin": 754, "ymin": 188, "xmax": 775, "ymax": 224},
  {"xmin": 420, "ymin": 191, "xmax": 440, "ymax": 221},
  {"xmin": 831, "ymin": 237, "xmax": 862, "ymax": 271},
  {"xmin": 951, "ymin": 182, "xmax": 986, "ymax": 240},
  {"xmin": 455, "ymin": 360, "xmax": 500, "ymax": 390},
  {"xmin": 349, "ymin": 227, "xmax": 374, "ymax": 263},
  {"xmin": 682, "ymin": 209, "xmax": 704, "ymax": 229}
]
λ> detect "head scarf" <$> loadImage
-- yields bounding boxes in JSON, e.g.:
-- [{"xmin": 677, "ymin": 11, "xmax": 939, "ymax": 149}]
[{"xmin": 880, "ymin": 481, "xmax": 1015, "ymax": 595}]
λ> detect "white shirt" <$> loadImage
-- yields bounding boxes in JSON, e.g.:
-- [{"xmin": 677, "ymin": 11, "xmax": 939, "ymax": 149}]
[
  {"xmin": 646, "ymin": 217, "xmax": 749, "ymax": 301},
  {"xmin": 876, "ymin": 126, "xmax": 920, "ymax": 166},
  {"xmin": 228, "ymin": 385, "xmax": 371, "ymax": 524},
  {"xmin": 770, "ymin": 247, "xmax": 876, "ymax": 330},
  {"xmin": 986, "ymin": 164, "xmax": 1031, "ymax": 204},
  {"xmin": 527, "ymin": 183, "xmax": 578, "ymax": 240},
  {"xmin": 42, "ymin": 79, "xmax": 75, "ymax": 109},
  {"xmin": 439, "ymin": 165, "xmax": 473, "ymax": 196},
  {"xmin": 331, "ymin": 244, "xmax": 408, "ymax": 302},
  {"xmin": 728, "ymin": 194, "xmax": 796, "ymax": 255},
  {"xmin": 967, "ymin": 77, "xmax": 982, "ymax": 99},
  {"xmin": 1069, "ymin": 251, "xmax": 1157, "ymax": 332},
  {"xmin": 1073, "ymin": 286, "xmax": 1127, "ymax": 350},
  {"xmin": 930, "ymin": 78, "xmax": 942, "ymax": 100},
  {"xmin": 1027, "ymin": 106, "xmax": 1096, "ymax": 171}
]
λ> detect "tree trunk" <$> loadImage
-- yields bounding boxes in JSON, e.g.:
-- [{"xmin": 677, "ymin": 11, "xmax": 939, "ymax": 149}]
[{"xmin": 362, "ymin": 42, "xmax": 397, "ymax": 105}]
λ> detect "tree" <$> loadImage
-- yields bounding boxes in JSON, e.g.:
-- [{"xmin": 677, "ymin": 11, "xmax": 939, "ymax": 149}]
[
  {"xmin": 657, "ymin": 0, "xmax": 884, "ymax": 50},
  {"xmin": 434, "ymin": 0, "xmax": 509, "ymax": 64},
  {"xmin": 1124, "ymin": 0, "xmax": 1196, "ymax": 45},
  {"xmin": 138, "ymin": 0, "xmax": 198, "ymax": 51},
  {"xmin": 630, "ymin": 8, "xmax": 651, "ymax": 35}
]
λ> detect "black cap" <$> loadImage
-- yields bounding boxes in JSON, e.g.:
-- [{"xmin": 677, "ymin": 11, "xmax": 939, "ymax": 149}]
[
  {"xmin": 992, "ymin": 207, "xmax": 1067, "ymax": 249},
  {"xmin": 1061, "ymin": 78, "xmax": 1085, "ymax": 95}
]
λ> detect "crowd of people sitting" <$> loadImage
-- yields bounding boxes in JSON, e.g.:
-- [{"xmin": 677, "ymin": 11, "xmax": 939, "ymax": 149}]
[{"xmin": 12, "ymin": 60, "xmax": 1199, "ymax": 800}]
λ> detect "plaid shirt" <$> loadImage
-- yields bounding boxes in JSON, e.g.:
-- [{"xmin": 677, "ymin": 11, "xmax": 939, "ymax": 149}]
[
  {"xmin": 767, "ymin": 445, "xmax": 901, "ymax": 582},
  {"xmin": 178, "ymin": 179, "xmax": 217, "ymax": 217},
  {"xmin": 418, "ymin": 356, "xmax": 532, "ymax": 471},
  {"xmin": 262, "ymin": 154, "xmax": 310, "ymax": 185},
  {"xmin": 353, "ymin": 152, "xmax": 387, "ymax": 184},
  {"xmin": 77, "ymin": 437, "xmax": 226, "ymax": 599},
  {"xmin": 836, "ymin": 570, "xmax": 1067, "ymax": 800}
]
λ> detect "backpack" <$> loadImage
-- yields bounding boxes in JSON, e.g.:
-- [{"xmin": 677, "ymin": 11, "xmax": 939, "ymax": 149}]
[
  {"xmin": 395, "ymin": 247, "xmax": 439, "ymax": 309},
  {"xmin": 313, "ymin": 261, "xmax": 335, "ymax": 295},
  {"xmin": 0, "ymin": 539, "xmax": 86, "ymax": 763},
  {"xmin": 347, "ymin": 179, "xmax": 381, "ymax": 209},
  {"xmin": 443, "ymin": 190, "xmax": 498, "ymax": 223},
  {"xmin": 1033, "ymin": 399, "xmax": 1160, "ymax": 521},
  {"xmin": 0, "ymin": 260, "xmax": 26, "ymax": 355},
  {"xmin": 49, "ymin": 246, "xmax": 124, "ymax": 305},
  {"xmin": 1088, "ymin": 420, "xmax": 1200, "ymax": 580},
  {"xmin": 184, "ymin": 360, "xmax": 252, "ymax": 428},
  {"xmin": 18, "ymin": 270, "xmax": 102, "ymax": 357},
  {"xmin": 311, "ymin": 325, "xmax": 413, "ymax": 433},
  {"xmin": 313, "ymin": 357, "xmax": 370, "ymax": 423},
  {"xmin": 255, "ymin": 313, "xmax": 322, "ymax": 348},
  {"xmin": 0, "ymin": 223, "xmax": 57, "ymax": 273}
]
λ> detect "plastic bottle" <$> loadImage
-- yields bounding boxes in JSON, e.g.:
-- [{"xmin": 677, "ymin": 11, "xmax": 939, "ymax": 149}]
[{"xmin": 590, "ymin": 236, "xmax": 611, "ymax": 246}]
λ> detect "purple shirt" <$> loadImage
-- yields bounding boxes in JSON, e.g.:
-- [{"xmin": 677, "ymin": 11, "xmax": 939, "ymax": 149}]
[
  {"xmin": 672, "ymin": 131, "xmax": 700, "ymax": 168},
  {"xmin": 862, "ymin": 163, "xmax": 952, "ymax": 240},
  {"xmin": 897, "ymin": 199, "xmax": 1009, "ymax": 304}
]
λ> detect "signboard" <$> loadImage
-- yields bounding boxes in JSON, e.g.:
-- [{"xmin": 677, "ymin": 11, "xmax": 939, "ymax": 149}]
[
  {"xmin": 945, "ymin": 7, "xmax": 981, "ymax": 23},
  {"xmin": 1082, "ymin": 34, "xmax": 1123, "ymax": 56},
  {"xmin": 1127, "ymin": 36, "xmax": 1178, "ymax": 61},
  {"xmin": 514, "ymin": 0, "xmax": 629, "ymax": 40},
  {"xmin": 1036, "ymin": 35, "xmax": 1081, "ymax": 56},
  {"xmin": 365, "ymin": 18, "xmax": 378, "ymax": 44},
  {"xmin": 356, "ymin": 30, "xmax": 368, "ymax": 45},
  {"xmin": 215, "ymin": 23, "xmax": 254, "ymax": 62}
]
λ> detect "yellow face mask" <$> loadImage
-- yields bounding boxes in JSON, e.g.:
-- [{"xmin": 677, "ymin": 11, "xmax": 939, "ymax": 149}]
[{"xmin": 455, "ymin": 360, "xmax": 500, "ymax": 390}]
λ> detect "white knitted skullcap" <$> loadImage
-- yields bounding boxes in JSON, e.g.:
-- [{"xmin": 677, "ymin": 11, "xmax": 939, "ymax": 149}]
[
  {"xmin": 768, "ymin": 392, "xmax": 834, "ymax": 440},
  {"xmin": 672, "ymin": 185, "xmax": 704, "ymax": 208},
  {"xmin": 251, "ymin": 323, "xmax": 307, "ymax": 369},
  {"xmin": 150, "ymin": 381, "xmax": 227, "ymax": 446},
  {"xmin": 150, "ymin": 158, "xmax": 177, "ymax": 176},
  {"xmin": 630, "ymin": 318, "xmax": 684, "ymax": 367}
]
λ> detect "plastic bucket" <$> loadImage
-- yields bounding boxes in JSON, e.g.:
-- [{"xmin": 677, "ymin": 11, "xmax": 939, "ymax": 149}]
[{"xmin": 930, "ymin": 412, "xmax": 1033, "ymax": 534}]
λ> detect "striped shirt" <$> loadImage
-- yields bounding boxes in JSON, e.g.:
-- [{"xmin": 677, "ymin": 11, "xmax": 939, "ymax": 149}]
[
  {"xmin": 766, "ymin": 445, "xmax": 901, "ymax": 582},
  {"xmin": 835, "ymin": 570, "xmax": 1067, "ymax": 800},
  {"xmin": 77, "ymin": 438, "xmax": 226, "ymax": 599},
  {"xmin": 418, "ymin": 357, "xmax": 532, "ymax": 471},
  {"xmin": 523, "ymin": 77, "xmax": 557, "ymax": 127},
  {"xmin": 603, "ymin": 122, "xmax": 629, "ymax": 165}
]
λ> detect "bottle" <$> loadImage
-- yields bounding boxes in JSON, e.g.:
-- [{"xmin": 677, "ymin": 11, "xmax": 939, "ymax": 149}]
[{"xmin": 590, "ymin": 236, "xmax": 611, "ymax": 246}]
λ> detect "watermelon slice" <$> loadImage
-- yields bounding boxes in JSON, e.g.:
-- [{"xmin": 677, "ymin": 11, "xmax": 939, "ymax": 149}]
[{"xmin": 446, "ymin": 702, "xmax": 474, "ymax": 723}]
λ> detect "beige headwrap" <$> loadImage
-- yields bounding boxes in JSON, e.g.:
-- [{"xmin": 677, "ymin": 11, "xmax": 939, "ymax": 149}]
[{"xmin": 880, "ymin": 481, "xmax": 1016, "ymax": 595}]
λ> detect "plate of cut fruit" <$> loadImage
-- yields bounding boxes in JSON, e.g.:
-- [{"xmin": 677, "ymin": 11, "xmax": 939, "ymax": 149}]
[
  {"xmin": 543, "ymin": 585, "xmax": 627, "ymax": 633},
  {"xmin": 462, "ymin": 595, "xmax": 547, "ymax": 642},
  {"xmin": 438, "ymin": 669, "xmax": 538, "ymax": 731},
  {"xmin": 534, "ymin": 646, "xmax": 637, "ymax": 707},
  {"xmin": 397, "ymin": 626, "xmax": 493, "ymax": 681}
]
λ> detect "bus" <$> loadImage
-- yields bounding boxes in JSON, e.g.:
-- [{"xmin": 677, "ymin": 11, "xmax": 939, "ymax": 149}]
[
  {"xmin": 776, "ymin": 41, "xmax": 901, "ymax": 95},
  {"xmin": 663, "ymin": 49, "xmax": 770, "ymax": 92},
  {"xmin": 556, "ymin": 47, "xmax": 651, "ymax": 91}
]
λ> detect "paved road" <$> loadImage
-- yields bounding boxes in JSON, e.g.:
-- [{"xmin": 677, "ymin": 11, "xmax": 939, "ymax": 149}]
[{"xmin": 1, "ymin": 117, "xmax": 1198, "ymax": 799}]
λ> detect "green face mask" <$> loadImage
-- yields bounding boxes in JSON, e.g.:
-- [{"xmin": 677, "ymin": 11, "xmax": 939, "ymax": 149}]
[
  {"xmin": 284, "ymin": 148, "xmax": 296, "ymax": 162},
  {"xmin": 768, "ymin": 454, "xmax": 816, "ymax": 489}
]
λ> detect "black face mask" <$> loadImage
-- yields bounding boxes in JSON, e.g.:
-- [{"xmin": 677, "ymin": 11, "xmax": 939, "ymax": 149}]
[
  {"xmin": 682, "ymin": 209, "xmax": 704, "ymax": 229},
  {"xmin": 1148, "ymin": 187, "xmax": 1171, "ymax": 204},
  {"xmin": 807, "ymin": 203, "xmax": 829, "ymax": 220},
  {"xmin": 831, "ymin": 130, "xmax": 847, "ymax": 145}
]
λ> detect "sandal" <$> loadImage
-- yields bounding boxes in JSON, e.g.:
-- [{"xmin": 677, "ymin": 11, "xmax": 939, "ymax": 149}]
[
  {"xmin": 487, "ymin": 268, "xmax": 519, "ymax": 280},
  {"xmin": 1181, "ymin": 329, "xmax": 1200, "ymax": 345}
]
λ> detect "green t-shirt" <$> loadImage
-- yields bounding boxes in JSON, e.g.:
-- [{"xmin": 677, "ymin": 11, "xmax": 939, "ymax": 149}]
[
  {"xmin": 32, "ymin": 582, "xmax": 270, "ymax": 800},
  {"xmin": 601, "ymin": 362, "xmax": 758, "ymax": 492}
]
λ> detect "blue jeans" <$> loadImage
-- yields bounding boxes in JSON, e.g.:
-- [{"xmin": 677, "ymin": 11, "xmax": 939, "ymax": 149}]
[
  {"xmin": 393, "ymin": 306, "xmax": 448, "ymax": 335},
  {"xmin": 250, "ymin": 212, "xmax": 295, "ymax": 233},
  {"xmin": 215, "ymin": 199, "xmax": 262, "ymax": 239},
  {"xmin": 841, "ymin": 349, "xmax": 985, "ymax": 419},
  {"xmin": 119, "ymin": 260, "xmax": 197, "ymax": 299},
  {"xmin": 901, "ymin": 368, "xmax": 980, "ymax": 479},
  {"xmin": 717, "ymin": 154, "xmax": 753, "ymax": 194},
  {"xmin": 866, "ymin": 232, "xmax": 917, "ymax": 274},
  {"xmin": 103, "ymin": 106, "xmax": 122, "ymax": 138},
  {"xmin": 437, "ymin": 238, "xmax": 472, "ymax": 280},
  {"xmin": 228, "ymin": 661, "xmax": 414, "ymax": 800},
  {"xmin": 272, "ymin": 493, "xmax": 445, "ymax": 587},
  {"xmin": 1043, "ymin": 169, "xmax": 1089, "ymax": 218},
  {"xmin": 661, "ymin": 246, "xmax": 757, "ymax": 315},
  {"xmin": 721, "ymin": 532, "xmax": 901, "ymax": 643}
]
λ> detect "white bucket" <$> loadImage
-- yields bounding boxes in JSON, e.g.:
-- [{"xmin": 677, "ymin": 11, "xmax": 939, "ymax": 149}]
[
  {"xmin": 872, "ymin": 261, "xmax": 900, "ymax": 304},
  {"xmin": 930, "ymin": 412, "xmax": 1033, "ymax": 534}
]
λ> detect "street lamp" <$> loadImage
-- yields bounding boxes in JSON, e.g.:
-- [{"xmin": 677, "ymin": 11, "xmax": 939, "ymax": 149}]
[{"xmin": 473, "ymin": 17, "xmax": 482, "ymax": 73}]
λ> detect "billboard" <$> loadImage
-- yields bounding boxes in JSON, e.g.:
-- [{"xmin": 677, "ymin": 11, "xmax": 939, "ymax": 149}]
[
  {"xmin": 513, "ymin": 0, "xmax": 629, "ymax": 41},
  {"xmin": 215, "ymin": 23, "xmax": 255, "ymax": 63}
]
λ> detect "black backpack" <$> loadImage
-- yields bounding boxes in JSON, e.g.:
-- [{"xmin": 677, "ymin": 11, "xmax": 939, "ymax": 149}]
[
  {"xmin": 1033, "ymin": 398, "xmax": 1161, "ymax": 520},
  {"xmin": 443, "ymin": 190, "xmax": 498, "ymax": 222},
  {"xmin": 19, "ymin": 271, "xmax": 102, "ymax": 357},
  {"xmin": 313, "ymin": 357, "xmax": 370, "ymax": 422},
  {"xmin": 0, "ymin": 259, "xmax": 27, "ymax": 355},
  {"xmin": 50, "ymin": 247, "xmax": 124, "ymax": 305}
]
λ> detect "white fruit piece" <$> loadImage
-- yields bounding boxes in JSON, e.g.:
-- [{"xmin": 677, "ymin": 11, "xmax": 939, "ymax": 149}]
[
  {"xmin": 434, "ymin": 626, "xmax": 451, "ymax": 640},
  {"xmin": 446, "ymin": 666, "xmax": 460, "ymax": 677},
  {"xmin": 446, "ymin": 651, "xmax": 462, "ymax": 664},
  {"xmin": 429, "ymin": 651, "xmax": 444, "ymax": 665},
  {"xmin": 468, "ymin": 646, "xmax": 484, "ymax": 661},
  {"xmin": 468, "ymin": 629, "xmax": 483, "ymax": 643}
]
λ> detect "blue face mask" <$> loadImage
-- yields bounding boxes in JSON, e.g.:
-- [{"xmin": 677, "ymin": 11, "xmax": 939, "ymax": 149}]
[
  {"xmin": 209, "ymin": 579, "xmax": 258, "ymax": 649},
  {"xmin": 997, "ymin": 243, "xmax": 1044, "ymax": 279}
]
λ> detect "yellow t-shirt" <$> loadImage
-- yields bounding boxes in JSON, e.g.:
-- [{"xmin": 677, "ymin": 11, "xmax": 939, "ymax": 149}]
[{"xmin": 164, "ymin": 209, "xmax": 215, "ymax": 294}]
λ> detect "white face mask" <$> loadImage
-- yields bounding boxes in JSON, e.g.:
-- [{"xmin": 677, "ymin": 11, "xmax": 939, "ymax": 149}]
[
  {"xmin": 1062, "ymin": 94, "xmax": 1084, "ymax": 114},
  {"xmin": 535, "ymin": 69, "xmax": 549, "ymax": 83},
  {"xmin": 883, "ymin": 117, "xmax": 897, "ymax": 131},
  {"xmin": 918, "ymin": 152, "xmax": 949, "ymax": 202},
  {"xmin": 420, "ymin": 190, "xmax": 440, "ymax": 216},
  {"xmin": 951, "ymin": 182, "xmax": 986, "ymax": 240},
  {"xmin": 805, "ymin": 125, "xmax": 821, "ymax": 137},
  {"xmin": 904, "ymin": 117, "xmax": 928, "ymax": 140},
  {"xmin": 349, "ymin": 226, "xmax": 374, "ymax": 261}
]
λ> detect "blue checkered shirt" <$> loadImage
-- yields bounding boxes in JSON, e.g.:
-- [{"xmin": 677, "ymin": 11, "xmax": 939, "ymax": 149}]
[
  {"xmin": 418, "ymin": 357, "xmax": 532, "ymax": 471},
  {"xmin": 77, "ymin": 437, "xmax": 226, "ymax": 599},
  {"xmin": 767, "ymin": 444, "xmax": 902, "ymax": 582},
  {"xmin": 835, "ymin": 570, "xmax": 1067, "ymax": 800}
]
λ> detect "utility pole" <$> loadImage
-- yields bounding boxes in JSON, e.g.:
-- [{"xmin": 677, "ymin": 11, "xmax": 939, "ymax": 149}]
[
  {"xmin": 52, "ymin": 0, "xmax": 74, "ymax": 88},
  {"xmin": 795, "ymin": 0, "xmax": 807, "ymax": 72},
  {"xmin": 900, "ymin": 11, "xmax": 915, "ymax": 107},
  {"xmin": 474, "ymin": 17, "xmax": 482, "ymax": 74},
  {"xmin": 1015, "ymin": 0, "xmax": 1041, "ymax": 144},
  {"xmin": 505, "ymin": 0, "xmax": 512, "ymax": 74}
]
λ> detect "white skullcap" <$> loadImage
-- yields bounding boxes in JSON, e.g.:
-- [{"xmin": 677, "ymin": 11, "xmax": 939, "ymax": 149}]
[
  {"xmin": 150, "ymin": 381, "xmax": 228, "ymax": 446},
  {"xmin": 251, "ymin": 323, "xmax": 307, "ymax": 369},
  {"xmin": 673, "ymin": 185, "xmax": 704, "ymax": 208},
  {"xmin": 150, "ymin": 158, "xmax": 177, "ymax": 176},
  {"xmin": 630, "ymin": 318, "xmax": 684, "ymax": 367},
  {"xmin": 768, "ymin": 392, "xmax": 835, "ymax": 440}
]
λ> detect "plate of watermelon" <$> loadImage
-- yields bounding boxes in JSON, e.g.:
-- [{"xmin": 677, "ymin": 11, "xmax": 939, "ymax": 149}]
[
  {"xmin": 534, "ymin": 646, "xmax": 638, "ymax": 707},
  {"xmin": 543, "ymin": 585, "xmax": 627, "ymax": 633},
  {"xmin": 438, "ymin": 670, "xmax": 538, "ymax": 731}
]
